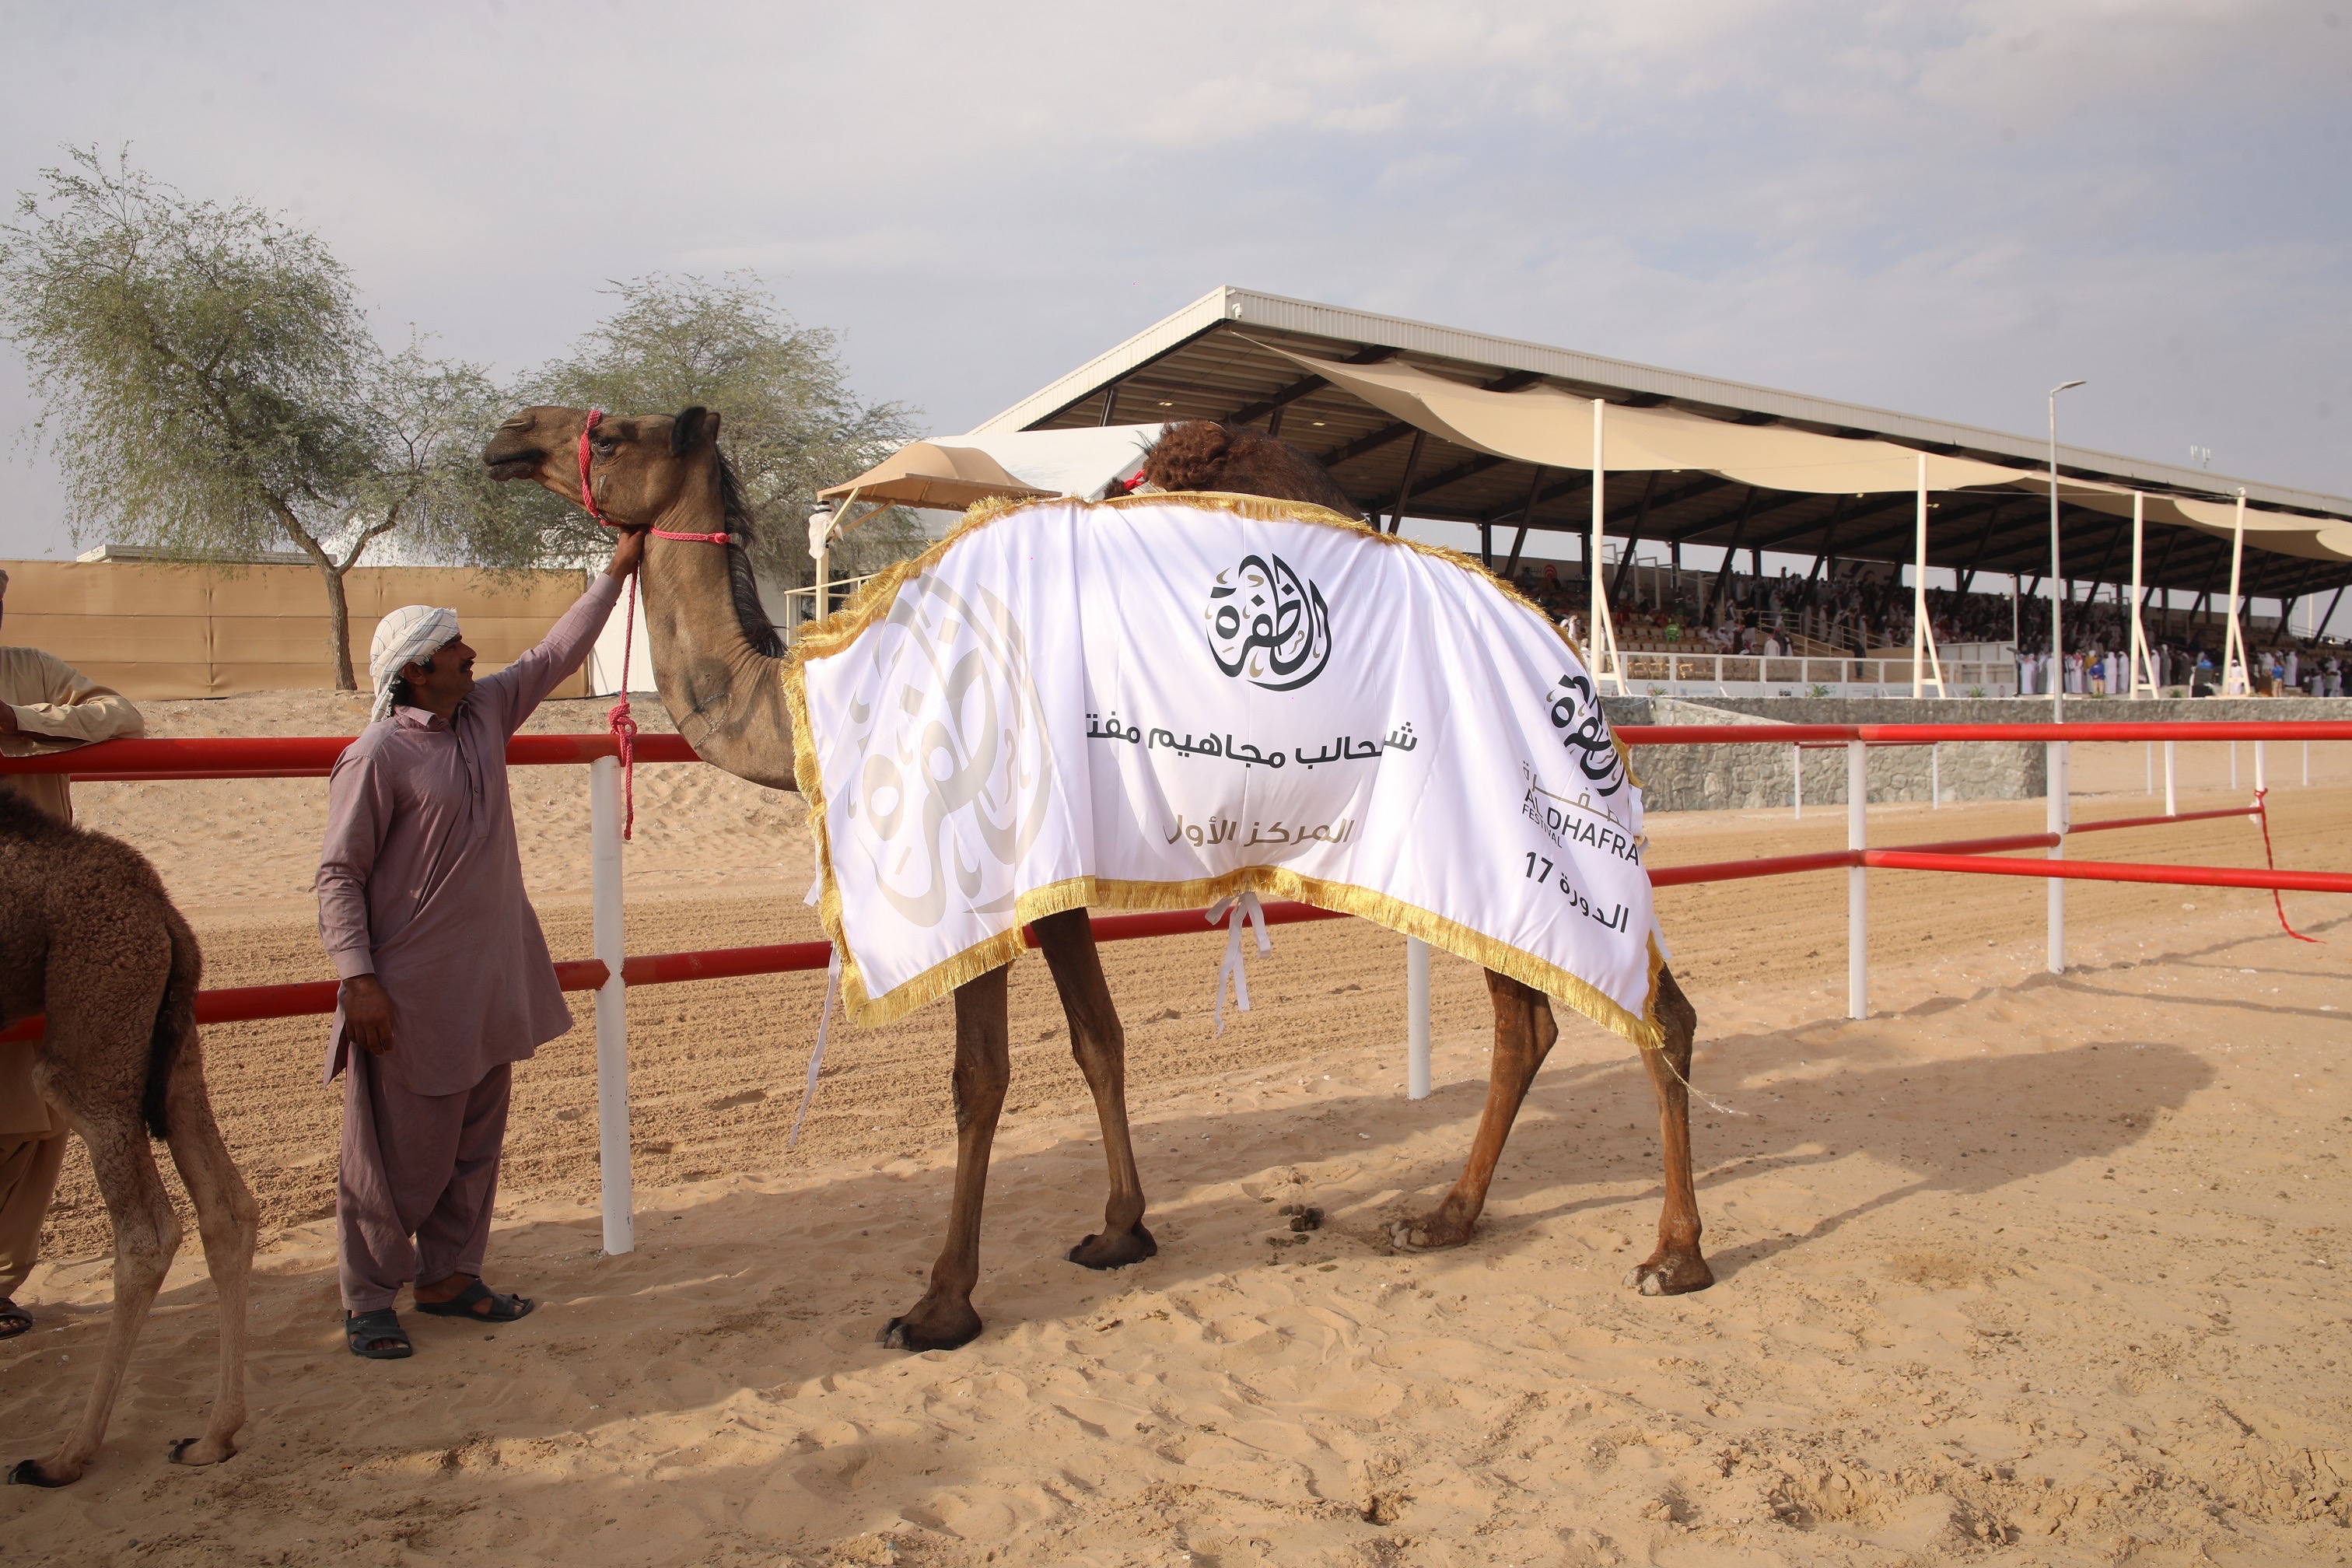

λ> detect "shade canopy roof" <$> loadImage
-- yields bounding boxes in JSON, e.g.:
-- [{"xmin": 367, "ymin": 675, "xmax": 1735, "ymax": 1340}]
[
  {"xmin": 965, "ymin": 287, "xmax": 2352, "ymax": 607},
  {"xmin": 815, "ymin": 439, "xmax": 1053, "ymax": 513}
]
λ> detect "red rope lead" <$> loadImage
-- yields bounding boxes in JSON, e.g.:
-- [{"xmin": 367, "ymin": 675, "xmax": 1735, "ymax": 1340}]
[
  {"xmin": 2251, "ymin": 788, "xmax": 2320, "ymax": 943},
  {"xmin": 609, "ymin": 572, "xmax": 641, "ymax": 842}
]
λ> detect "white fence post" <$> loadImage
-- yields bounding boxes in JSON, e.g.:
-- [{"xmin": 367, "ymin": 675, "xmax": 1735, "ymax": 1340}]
[
  {"xmin": 1793, "ymin": 744, "xmax": 1803, "ymax": 820},
  {"xmin": 2304, "ymin": 740, "xmax": 2311, "ymax": 788},
  {"xmin": 1930, "ymin": 742, "xmax": 1941, "ymax": 810},
  {"xmin": 2255, "ymin": 740, "xmax": 2266, "ymax": 794},
  {"xmin": 1847, "ymin": 740, "xmax": 1867, "ymax": 1020},
  {"xmin": 2046, "ymin": 740, "xmax": 2068, "ymax": 975},
  {"xmin": 589, "ymin": 756, "xmax": 635, "ymax": 1256},
  {"xmin": 1405, "ymin": 936, "xmax": 1431, "ymax": 1101},
  {"xmin": 2164, "ymin": 740, "xmax": 2177, "ymax": 816}
]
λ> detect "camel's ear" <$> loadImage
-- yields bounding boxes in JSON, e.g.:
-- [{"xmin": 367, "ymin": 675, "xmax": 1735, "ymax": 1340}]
[{"xmin": 671, "ymin": 406, "xmax": 718, "ymax": 455}]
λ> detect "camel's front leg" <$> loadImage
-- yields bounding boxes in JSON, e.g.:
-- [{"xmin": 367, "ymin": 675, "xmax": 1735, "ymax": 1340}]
[
  {"xmin": 9, "ymin": 1105, "xmax": 179, "ymax": 1487},
  {"xmin": 1626, "ymin": 963, "xmax": 1712, "ymax": 1295},
  {"xmin": 884, "ymin": 965, "xmax": 1010, "ymax": 1351},
  {"xmin": 1391, "ymin": 969, "xmax": 1558, "ymax": 1251},
  {"xmin": 1031, "ymin": 910, "xmax": 1156, "ymax": 1270}
]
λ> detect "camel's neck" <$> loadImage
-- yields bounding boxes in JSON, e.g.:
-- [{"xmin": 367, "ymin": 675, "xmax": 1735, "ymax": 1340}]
[{"xmin": 635, "ymin": 474, "xmax": 799, "ymax": 793}]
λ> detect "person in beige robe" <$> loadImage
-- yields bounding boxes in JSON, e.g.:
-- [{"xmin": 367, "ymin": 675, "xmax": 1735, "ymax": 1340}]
[{"xmin": 0, "ymin": 567, "xmax": 146, "ymax": 1336}]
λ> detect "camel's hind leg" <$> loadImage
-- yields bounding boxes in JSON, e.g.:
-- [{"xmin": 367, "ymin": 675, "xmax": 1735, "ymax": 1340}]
[
  {"xmin": 1625, "ymin": 963, "xmax": 1711, "ymax": 1296},
  {"xmin": 1031, "ymin": 910, "xmax": 1156, "ymax": 1270},
  {"xmin": 158, "ymin": 1035, "xmax": 256, "ymax": 1467},
  {"xmin": 8, "ymin": 1102, "xmax": 180, "ymax": 1487},
  {"xmin": 884, "ymin": 965, "xmax": 1010, "ymax": 1353},
  {"xmin": 1390, "ymin": 968, "xmax": 1558, "ymax": 1251}
]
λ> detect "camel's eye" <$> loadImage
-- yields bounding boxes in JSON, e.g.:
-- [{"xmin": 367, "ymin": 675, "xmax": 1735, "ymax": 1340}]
[{"xmin": 592, "ymin": 437, "xmax": 618, "ymax": 457}]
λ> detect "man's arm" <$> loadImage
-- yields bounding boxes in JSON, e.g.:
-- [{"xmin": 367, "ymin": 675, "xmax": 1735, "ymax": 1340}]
[
  {"xmin": 474, "ymin": 534, "xmax": 642, "ymax": 735},
  {"xmin": 0, "ymin": 651, "xmax": 145, "ymax": 752},
  {"xmin": 317, "ymin": 749, "xmax": 397, "ymax": 1055}
]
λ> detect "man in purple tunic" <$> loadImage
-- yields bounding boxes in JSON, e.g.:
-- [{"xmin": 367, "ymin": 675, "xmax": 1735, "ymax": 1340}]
[{"xmin": 317, "ymin": 531, "xmax": 642, "ymax": 1359}]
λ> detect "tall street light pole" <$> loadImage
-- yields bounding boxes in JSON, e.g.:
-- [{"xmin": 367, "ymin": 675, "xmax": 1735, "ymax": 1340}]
[
  {"xmin": 2047, "ymin": 380, "xmax": 2086, "ymax": 720},
  {"xmin": 2045, "ymin": 378, "xmax": 2084, "ymax": 977}
]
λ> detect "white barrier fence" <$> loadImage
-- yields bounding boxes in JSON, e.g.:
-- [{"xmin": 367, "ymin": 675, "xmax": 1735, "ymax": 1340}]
[{"xmin": 1598, "ymin": 652, "xmax": 2018, "ymax": 698}]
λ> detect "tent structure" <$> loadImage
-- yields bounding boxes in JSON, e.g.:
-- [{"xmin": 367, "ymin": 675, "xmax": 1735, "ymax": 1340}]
[
  {"xmin": 807, "ymin": 427, "xmax": 1164, "ymax": 628},
  {"xmin": 936, "ymin": 287, "xmax": 2351, "ymax": 697}
]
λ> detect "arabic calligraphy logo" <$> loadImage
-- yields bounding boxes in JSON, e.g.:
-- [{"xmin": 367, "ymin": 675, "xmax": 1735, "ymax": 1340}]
[
  {"xmin": 1545, "ymin": 670, "xmax": 1627, "ymax": 798},
  {"xmin": 1206, "ymin": 554, "xmax": 1332, "ymax": 691}
]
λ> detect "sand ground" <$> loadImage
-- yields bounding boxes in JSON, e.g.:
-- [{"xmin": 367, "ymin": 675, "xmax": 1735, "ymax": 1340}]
[{"xmin": 5, "ymin": 691, "xmax": 2350, "ymax": 1566}]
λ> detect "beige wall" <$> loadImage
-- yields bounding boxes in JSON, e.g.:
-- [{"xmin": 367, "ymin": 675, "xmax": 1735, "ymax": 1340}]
[{"xmin": 0, "ymin": 559, "xmax": 594, "ymax": 700}]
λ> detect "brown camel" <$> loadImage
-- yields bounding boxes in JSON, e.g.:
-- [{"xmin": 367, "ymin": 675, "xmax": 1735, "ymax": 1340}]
[
  {"xmin": 483, "ymin": 407, "xmax": 1708, "ymax": 1353},
  {"xmin": 0, "ymin": 789, "xmax": 256, "ymax": 1486}
]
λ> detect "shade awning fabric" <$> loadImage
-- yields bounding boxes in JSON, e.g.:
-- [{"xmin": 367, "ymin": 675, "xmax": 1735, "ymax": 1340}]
[
  {"xmin": 820, "ymin": 425, "xmax": 1164, "ymax": 513},
  {"xmin": 1991, "ymin": 478, "xmax": 2352, "ymax": 563},
  {"xmin": 1264, "ymin": 345, "xmax": 2039, "ymax": 493},
  {"xmin": 1265, "ymin": 344, "xmax": 2352, "ymax": 565}
]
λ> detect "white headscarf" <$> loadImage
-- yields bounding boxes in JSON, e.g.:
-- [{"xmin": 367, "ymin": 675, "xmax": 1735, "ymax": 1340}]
[{"xmin": 369, "ymin": 604, "xmax": 462, "ymax": 723}]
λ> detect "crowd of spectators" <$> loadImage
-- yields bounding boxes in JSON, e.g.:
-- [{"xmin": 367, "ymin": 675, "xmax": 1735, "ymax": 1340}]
[{"xmin": 1497, "ymin": 555, "xmax": 2347, "ymax": 694}]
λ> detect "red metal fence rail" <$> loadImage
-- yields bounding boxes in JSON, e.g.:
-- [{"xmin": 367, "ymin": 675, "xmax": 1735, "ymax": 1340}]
[
  {"xmin": 3, "ymin": 720, "xmax": 2348, "ymax": 782},
  {"xmin": 2, "ymin": 723, "xmax": 2343, "ymax": 1052}
]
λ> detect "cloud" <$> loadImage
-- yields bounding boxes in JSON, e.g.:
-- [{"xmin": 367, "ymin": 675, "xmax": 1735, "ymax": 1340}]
[{"xmin": 1, "ymin": 0, "xmax": 2346, "ymax": 566}]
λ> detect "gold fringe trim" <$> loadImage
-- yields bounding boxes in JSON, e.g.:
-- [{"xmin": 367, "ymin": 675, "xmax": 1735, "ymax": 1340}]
[
  {"xmin": 782, "ymin": 489, "xmax": 1664, "ymax": 1049},
  {"xmin": 828, "ymin": 866, "xmax": 1664, "ymax": 1056}
]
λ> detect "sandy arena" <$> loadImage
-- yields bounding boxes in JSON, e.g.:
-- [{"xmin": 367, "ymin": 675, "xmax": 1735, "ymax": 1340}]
[{"xmin": 5, "ymin": 691, "xmax": 2350, "ymax": 1566}]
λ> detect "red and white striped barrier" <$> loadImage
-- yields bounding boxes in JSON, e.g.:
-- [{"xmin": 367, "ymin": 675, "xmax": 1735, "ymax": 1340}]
[{"xmin": 5, "ymin": 721, "xmax": 2343, "ymax": 1252}]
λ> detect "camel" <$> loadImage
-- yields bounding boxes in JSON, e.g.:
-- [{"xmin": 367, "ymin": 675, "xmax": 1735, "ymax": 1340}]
[
  {"xmin": 484, "ymin": 407, "xmax": 1708, "ymax": 1353},
  {"xmin": 0, "ymin": 789, "xmax": 256, "ymax": 1486}
]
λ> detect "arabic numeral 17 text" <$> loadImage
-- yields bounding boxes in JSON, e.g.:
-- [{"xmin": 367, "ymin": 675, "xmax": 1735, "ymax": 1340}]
[{"xmin": 1523, "ymin": 852, "xmax": 1555, "ymax": 884}]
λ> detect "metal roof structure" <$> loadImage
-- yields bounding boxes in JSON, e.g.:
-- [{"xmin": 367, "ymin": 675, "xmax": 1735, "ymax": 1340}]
[{"xmin": 974, "ymin": 287, "xmax": 2352, "ymax": 614}]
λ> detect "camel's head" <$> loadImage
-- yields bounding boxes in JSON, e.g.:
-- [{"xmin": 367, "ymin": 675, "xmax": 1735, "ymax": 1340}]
[{"xmin": 482, "ymin": 404, "xmax": 724, "ymax": 526}]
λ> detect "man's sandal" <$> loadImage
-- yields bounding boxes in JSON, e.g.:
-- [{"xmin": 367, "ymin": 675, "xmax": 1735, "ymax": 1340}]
[
  {"xmin": 413, "ymin": 1280, "xmax": 534, "ymax": 1322},
  {"xmin": 345, "ymin": 1308, "xmax": 412, "ymax": 1360},
  {"xmin": 0, "ymin": 1299, "xmax": 32, "ymax": 1340}
]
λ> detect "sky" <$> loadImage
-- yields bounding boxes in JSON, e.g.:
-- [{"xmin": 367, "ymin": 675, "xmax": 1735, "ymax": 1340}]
[{"xmin": 3, "ymin": 1, "xmax": 2348, "ymax": 625}]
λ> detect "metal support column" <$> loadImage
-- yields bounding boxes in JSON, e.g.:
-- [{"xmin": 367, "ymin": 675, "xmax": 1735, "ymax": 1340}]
[
  {"xmin": 2046, "ymin": 740, "xmax": 2069, "ymax": 975},
  {"xmin": 2221, "ymin": 489, "xmax": 2250, "ymax": 695},
  {"xmin": 1405, "ymin": 937, "xmax": 1431, "ymax": 1101},
  {"xmin": 1847, "ymin": 741, "xmax": 1867, "ymax": 1020},
  {"xmin": 590, "ymin": 757, "xmax": 635, "ymax": 1256}
]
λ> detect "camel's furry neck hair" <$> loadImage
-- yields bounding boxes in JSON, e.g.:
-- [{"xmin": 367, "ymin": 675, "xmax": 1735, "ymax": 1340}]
[
  {"xmin": 709, "ymin": 450, "xmax": 784, "ymax": 660},
  {"xmin": 0, "ymin": 786, "xmax": 69, "ymax": 841}
]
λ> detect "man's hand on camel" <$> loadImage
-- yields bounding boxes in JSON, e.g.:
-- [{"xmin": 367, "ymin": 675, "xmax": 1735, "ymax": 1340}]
[
  {"xmin": 604, "ymin": 527, "xmax": 647, "ymax": 580},
  {"xmin": 0, "ymin": 704, "xmax": 19, "ymax": 737},
  {"xmin": 339, "ymin": 975, "xmax": 395, "ymax": 1056}
]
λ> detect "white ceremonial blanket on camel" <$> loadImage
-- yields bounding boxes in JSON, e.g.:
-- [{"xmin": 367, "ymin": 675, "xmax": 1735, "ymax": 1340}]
[{"xmin": 786, "ymin": 495, "xmax": 1668, "ymax": 1048}]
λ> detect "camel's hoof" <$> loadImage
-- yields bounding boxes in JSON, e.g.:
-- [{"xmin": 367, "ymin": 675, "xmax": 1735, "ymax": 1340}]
[
  {"xmin": 1622, "ymin": 1254, "xmax": 1714, "ymax": 1296},
  {"xmin": 1388, "ymin": 1217, "xmax": 1472, "ymax": 1253},
  {"xmin": 882, "ymin": 1304, "xmax": 982, "ymax": 1353},
  {"xmin": 168, "ymin": 1436, "xmax": 235, "ymax": 1467},
  {"xmin": 7, "ymin": 1458, "xmax": 75, "ymax": 1488},
  {"xmin": 1067, "ymin": 1223, "xmax": 1157, "ymax": 1271}
]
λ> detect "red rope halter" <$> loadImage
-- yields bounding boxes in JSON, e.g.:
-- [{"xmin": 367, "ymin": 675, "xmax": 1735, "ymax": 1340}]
[{"xmin": 576, "ymin": 408, "xmax": 733, "ymax": 839}]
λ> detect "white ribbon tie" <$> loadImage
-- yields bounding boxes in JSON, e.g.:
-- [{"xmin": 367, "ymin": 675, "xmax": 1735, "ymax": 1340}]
[
  {"xmin": 1206, "ymin": 891, "xmax": 1271, "ymax": 1035},
  {"xmin": 789, "ymin": 945, "xmax": 842, "ymax": 1150}
]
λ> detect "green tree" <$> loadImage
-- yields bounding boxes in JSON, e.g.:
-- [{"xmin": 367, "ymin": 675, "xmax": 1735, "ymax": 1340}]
[
  {"xmin": 0, "ymin": 147, "xmax": 493, "ymax": 688},
  {"xmin": 499, "ymin": 272, "xmax": 925, "ymax": 590}
]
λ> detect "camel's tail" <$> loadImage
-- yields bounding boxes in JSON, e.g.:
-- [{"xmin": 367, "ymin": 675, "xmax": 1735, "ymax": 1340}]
[{"xmin": 142, "ymin": 911, "xmax": 201, "ymax": 1142}]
